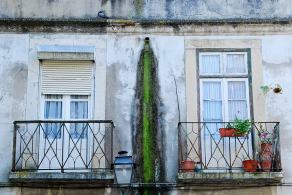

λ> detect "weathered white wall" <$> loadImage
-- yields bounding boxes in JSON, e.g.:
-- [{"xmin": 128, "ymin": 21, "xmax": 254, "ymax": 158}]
[
  {"xmin": 0, "ymin": 0, "xmax": 292, "ymax": 20},
  {"xmin": 0, "ymin": 31, "xmax": 292, "ymax": 187},
  {"xmin": 105, "ymin": 35, "xmax": 186, "ymax": 181},
  {"xmin": 262, "ymin": 35, "xmax": 292, "ymax": 183},
  {"xmin": 0, "ymin": 34, "xmax": 28, "ymax": 182}
]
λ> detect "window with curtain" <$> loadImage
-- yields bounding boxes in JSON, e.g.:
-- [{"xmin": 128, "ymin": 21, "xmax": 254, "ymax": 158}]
[
  {"xmin": 44, "ymin": 95, "xmax": 63, "ymax": 139},
  {"xmin": 41, "ymin": 60, "xmax": 93, "ymax": 139},
  {"xmin": 70, "ymin": 95, "xmax": 89, "ymax": 139},
  {"xmin": 199, "ymin": 52, "xmax": 250, "ymax": 126},
  {"xmin": 43, "ymin": 95, "xmax": 89, "ymax": 139}
]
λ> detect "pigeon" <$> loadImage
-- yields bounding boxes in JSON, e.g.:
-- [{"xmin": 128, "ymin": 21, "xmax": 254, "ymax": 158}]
[{"xmin": 98, "ymin": 11, "xmax": 109, "ymax": 19}]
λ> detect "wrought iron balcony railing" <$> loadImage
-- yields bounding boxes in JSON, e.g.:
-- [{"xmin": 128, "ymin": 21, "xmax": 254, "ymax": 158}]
[
  {"xmin": 12, "ymin": 120, "xmax": 114, "ymax": 172},
  {"xmin": 178, "ymin": 122, "xmax": 281, "ymax": 172}
]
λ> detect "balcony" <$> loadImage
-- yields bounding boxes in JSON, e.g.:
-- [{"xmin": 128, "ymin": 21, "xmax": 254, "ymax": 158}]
[
  {"xmin": 178, "ymin": 122, "xmax": 283, "ymax": 186},
  {"xmin": 9, "ymin": 120, "xmax": 114, "ymax": 186}
]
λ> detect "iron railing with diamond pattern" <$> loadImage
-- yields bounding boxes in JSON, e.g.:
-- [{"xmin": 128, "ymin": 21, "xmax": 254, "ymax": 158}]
[
  {"xmin": 12, "ymin": 120, "xmax": 114, "ymax": 172},
  {"xmin": 178, "ymin": 122, "xmax": 281, "ymax": 172}
]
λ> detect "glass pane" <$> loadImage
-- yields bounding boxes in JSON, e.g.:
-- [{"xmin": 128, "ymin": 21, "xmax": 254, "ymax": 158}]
[
  {"xmin": 70, "ymin": 101, "xmax": 88, "ymax": 139},
  {"xmin": 44, "ymin": 101, "xmax": 62, "ymax": 139},
  {"xmin": 228, "ymin": 81, "xmax": 248, "ymax": 120},
  {"xmin": 202, "ymin": 82, "xmax": 222, "ymax": 121},
  {"xmin": 200, "ymin": 55, "xmax": 220, "ymax": 75},
  {"xmin": 229, "ymin": 100, "xmax": 247, "ymax": 120},
  {"xmin": 202, "ymin": 81, "xmax": 223, "ymax": 137},
  {"xmin": 228, "ymin": 81, "xmax": 246, "ymax": 99},
  {"xmin": 70, "ymin": 95, "xmax": 88, "ymax": 99},
  {"xmin": 45, "ymin": 94, "xmax": 62, "ymax": 99},
  {"xmin": 203, "ymin": 82, "xmax": 222, "ymax": 100},
  {"xmin": 203, "ymin": 101, "xmax": 222, "ymax": 121},
  {"xmin": 226, "ymin": 54, "xmax": 246, "ymax": 74}
]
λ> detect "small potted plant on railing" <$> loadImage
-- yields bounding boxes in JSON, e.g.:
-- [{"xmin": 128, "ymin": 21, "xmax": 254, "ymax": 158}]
[
  {"xmin": 260, "ymin": 132, "xmax": 273, "ymax": 172},
  {"xmin": 219, "ymin": 118, "xmax": 251, "ymax": 137},
  {"xmin": 242, "ymin": 157, "xmax": 259, "ymax": 172},
  {"xmin": 219, "ymin": 123, "xmax": 236, "ymax": 137},
  {"xmin": 180, "ymin": 160, "xmax": 196, "ymax": 172}
]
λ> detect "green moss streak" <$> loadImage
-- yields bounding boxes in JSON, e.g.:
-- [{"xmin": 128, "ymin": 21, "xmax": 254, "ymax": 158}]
[{"xmin": 142, "ymin": 41, "xmax": 155, "ymax": 183}]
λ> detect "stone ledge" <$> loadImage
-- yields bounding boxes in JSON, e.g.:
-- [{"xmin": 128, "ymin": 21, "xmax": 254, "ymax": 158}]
[
  {"xmin": 9, "ymin": 170, "xmax": 114, "ymax": 186},
  {"xmin": 177, "ymin": 171, "xmax": 283, "ymax": 186},
  {"xmin": 38, "ymin": 52, "xmax": 94, "ymax": 61}
]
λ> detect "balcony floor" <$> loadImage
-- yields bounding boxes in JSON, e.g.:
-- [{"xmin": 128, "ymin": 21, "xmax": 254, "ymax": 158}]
[
  {"xmin": 9, "ymin": 170, "xmax": 114, "ymax": 187},
  {"xmin": 178, "ymin": 171, "xmax": 283, "ymax": 186}
]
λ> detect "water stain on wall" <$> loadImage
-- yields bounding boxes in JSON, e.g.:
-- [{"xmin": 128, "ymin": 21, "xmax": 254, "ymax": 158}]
[{"xmin": 132, "ymin": 37, "xmax": 165, "ymax": 183}]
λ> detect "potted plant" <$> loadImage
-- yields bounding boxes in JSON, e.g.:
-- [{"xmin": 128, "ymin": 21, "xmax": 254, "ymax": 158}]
[
  {"xmin": 219, "ymin": 123, "xmax": 237, "ymax": 137},
  {"xmin": 242, "ymin": 155, "xmax": 259, "ymax": 172},
  {"xmin": 259, "ymin": 132, "xmax": 273, "ymax": 172},
  {"xmin": 180, "ymin": 160, "xmax": 196, "ymax": 172},
  {"xmin": 242, "ymin": 159, "xmax": 258, "ymax": 172},
  {"xmin": 219, "ymin": 118, "xmax": 251, "ymax": 137}
]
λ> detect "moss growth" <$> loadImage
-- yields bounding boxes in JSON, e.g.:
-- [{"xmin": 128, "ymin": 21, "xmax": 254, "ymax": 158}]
[
  {"xmin": 132, "ymin": 37, "xmax": 164, "ymax": 184},
  {"xmin": 142, "ymin": 39, "xmax": 155, "ymax": 183}
]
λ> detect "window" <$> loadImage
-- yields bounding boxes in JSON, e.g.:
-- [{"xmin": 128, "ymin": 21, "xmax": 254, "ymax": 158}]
[
  {"xmin": 43, "ymin": 95, "xmax": 90, "ymax": 139},
  {"xmin": 44, "ymin": 95, "xmax": 62, "ymax": 138},
  {"xmin": 41, "ymin": 60, "xmax": 93, "ymax": 139},
  {"xmin": 70, "ymin": 95, "xmax": 89, "ymax": 139},
  {"xmin": 199, "ymin": 52, "xmax": 250, "ymax": 124}
]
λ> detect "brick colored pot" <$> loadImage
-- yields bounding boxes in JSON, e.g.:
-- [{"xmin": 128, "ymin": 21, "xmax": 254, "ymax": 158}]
[
  {"xmin": 261, "ymin": 160, "xmax": 272, "ymax": 172},
  {"xmin": 181, "ymin": 160, "xmax": 196, "ymax": 172},
  {"xmin": 219, "ymin": 128, "xmax": 244, "ymax": 137},
  {"xmin": 242, "ymin": 160, "xmax": 258, "ymax": 172},
  {"xmin": 261, "ymin": 143, "xmax": 273, "ymax": 159}
]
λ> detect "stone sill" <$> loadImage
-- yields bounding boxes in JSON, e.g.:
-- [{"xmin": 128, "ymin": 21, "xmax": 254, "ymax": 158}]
[
  {"xmin": 9, "ymin": 170, "xmax": 114, "ymax": 186},
  {"xmin": 177, "ymin": 171, "xmax": 283, "ymax": 186}
]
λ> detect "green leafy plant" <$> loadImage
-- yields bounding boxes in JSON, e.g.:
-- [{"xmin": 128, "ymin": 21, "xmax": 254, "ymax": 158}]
[
  {"xmin": 232, "ymin": 118, "xmax": 251, "ymax": 135},
  {"xmin": 260, "ymin": 85, "xmax": 270, "ymax": 95},
  {"xmin": 260, "ymin": 84, "xmax": 283, "ymax": 95}
]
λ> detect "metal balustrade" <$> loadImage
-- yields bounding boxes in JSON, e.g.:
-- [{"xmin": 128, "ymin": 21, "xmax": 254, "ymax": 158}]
[
  {"xmin": 12, "ymin": 120, "xmax": 114, "ymax": 172},
  {"xmin": 178, "ymin": 122, "xmax": 281, "ymax": 172}
]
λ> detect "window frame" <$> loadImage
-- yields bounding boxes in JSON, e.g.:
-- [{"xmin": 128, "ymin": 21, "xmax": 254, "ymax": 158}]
[
  {"xmin": 197, "ymin": 49, "xmax": 253, "ymax": 123},
  {"xmin": 200, "ymin": 78, "xmax": 250, "ymax": 123},
  {"xmin": 41, "ymin": 94, "xmax": 92, "ymax": 139}
]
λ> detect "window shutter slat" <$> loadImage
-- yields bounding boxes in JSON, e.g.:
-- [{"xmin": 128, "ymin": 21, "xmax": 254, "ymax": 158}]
[{"xmin": 41, "ymin": 60, "xmax": 93, "ymax": 95}]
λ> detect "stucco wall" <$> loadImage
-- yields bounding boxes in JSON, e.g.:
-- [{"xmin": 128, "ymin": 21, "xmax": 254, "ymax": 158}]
[
  {"xmin": 0, "ymin": 30, "xmax": 292, "ymax": 186},
  {"xmin": 0, "ymin": 186, "xmax": 280, "ymax": 195},
  {"xmin": 262, "ymin": 35, "xmax": 292, "ymax": 183},
  {"xmin": 0, "ymin": 34, "xmax": 28, "ymax": 182},
  {"xmin": 0, "ymin": 0, "xmax": 292, "ymax": 20}
]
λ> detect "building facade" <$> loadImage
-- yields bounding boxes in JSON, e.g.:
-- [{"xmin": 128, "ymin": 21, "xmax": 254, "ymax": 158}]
[{"xmin": 0, "ymin": 0, "xmax": 292, "ymax": 194}]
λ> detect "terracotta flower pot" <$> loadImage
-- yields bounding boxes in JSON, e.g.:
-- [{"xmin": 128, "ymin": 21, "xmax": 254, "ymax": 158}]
[
  {"xmin": 242, "ymin": 160, "xmax": 258, "ymax": 172},
  {"xmin": 219, "ymin": 128, "xmax": 245, "ymax": 137},
  {"xmin": 181, "ymin": 160, "xmax": 196, "ymax": 172},
  {"xmin": 261, "ymin": 160, "xmax": 272, "ymax": 172},
  {"xmin": 261, "ymin": 143, "xmax": 273, "ymax": 159}
]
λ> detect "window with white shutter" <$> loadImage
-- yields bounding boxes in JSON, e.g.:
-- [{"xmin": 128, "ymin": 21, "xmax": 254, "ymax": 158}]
[
  {"xmin": 40, "ymin": 60, "xmax": 93, "ymax": 139},
  {"xmin": 41, "ymin": 60, "xmax": 93, "ymax": 95}
]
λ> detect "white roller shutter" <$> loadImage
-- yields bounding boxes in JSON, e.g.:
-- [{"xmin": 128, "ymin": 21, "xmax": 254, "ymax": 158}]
[{"xmin": 41, "ymin": 60, "xmax": 93, "ymax": 95}]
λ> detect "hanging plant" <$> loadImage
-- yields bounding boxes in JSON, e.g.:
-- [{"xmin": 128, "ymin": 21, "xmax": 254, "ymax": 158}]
[{"xmin": 260, "ymin": 84, "xmax": 283, "ymax": 95}]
